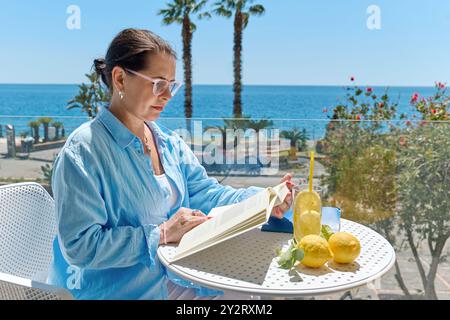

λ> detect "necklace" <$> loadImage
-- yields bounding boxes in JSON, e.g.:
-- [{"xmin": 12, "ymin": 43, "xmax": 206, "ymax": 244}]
[{"xmin": 143, "ymin": 135, "xmax": 152, "ymax": 154}]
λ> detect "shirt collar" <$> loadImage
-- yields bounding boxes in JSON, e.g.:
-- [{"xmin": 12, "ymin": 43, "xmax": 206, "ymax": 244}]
[
  {"xmin": 97, "ymin": 106, "xmax": 169, "ymax": 149},
  {"xmin": 97, "ymin": 106, "xmax": 136, "ymax": 149}
]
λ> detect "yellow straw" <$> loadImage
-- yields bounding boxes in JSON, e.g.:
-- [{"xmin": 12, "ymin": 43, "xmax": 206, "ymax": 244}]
[{"xmin": 309, "ymin": 151, "xmax": 314, "ymax": 192}]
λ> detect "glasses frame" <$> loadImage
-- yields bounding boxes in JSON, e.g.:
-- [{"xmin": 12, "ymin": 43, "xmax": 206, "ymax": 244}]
[{"xmin": 125, "ymin": 68, "xmax": 182, "ymax": 97}]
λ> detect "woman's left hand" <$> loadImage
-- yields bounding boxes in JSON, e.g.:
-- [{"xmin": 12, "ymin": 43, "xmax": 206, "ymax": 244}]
[{"xmin": 271, "ymin": 173, "xmax": 294, "ymax": 219}]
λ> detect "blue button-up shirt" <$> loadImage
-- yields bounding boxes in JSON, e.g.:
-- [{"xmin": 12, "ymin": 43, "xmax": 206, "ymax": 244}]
[{"xmin": 47, "ymin": 106, "xmax": 262, "ymax": 299}]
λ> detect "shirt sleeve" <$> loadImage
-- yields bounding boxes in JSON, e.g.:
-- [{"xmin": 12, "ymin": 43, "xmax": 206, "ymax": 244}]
[
  {"xmin": 177, "ymin": 137, "xmax": 264, "ymax": 213},
  {"xmin": 52, "ymin": 145, "xmax": 160, "ymax": 270}
]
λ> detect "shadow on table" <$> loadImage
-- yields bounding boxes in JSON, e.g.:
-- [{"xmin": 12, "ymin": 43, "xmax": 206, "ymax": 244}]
[
  {"xmin": 327, "ymin": 261, "xmax": 361, "ymax": 273},
  {"xmin": 293, "ymin": 263, "xmax": 335, "ymax": 277},
  {"xmin": 173, "ymin": 229, "xmax": 292, "ymax": 286}
]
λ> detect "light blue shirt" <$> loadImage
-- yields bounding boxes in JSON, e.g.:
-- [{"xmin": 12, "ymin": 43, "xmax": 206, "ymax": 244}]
[{"xmin": 47, "ymin": 106, "xmax": 262, "ymax": 300}]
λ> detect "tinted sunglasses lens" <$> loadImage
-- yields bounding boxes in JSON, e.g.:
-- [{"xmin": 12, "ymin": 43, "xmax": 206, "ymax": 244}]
[{"xmin": 153, "ymin": 80, "xmax": 168, "ymax": 96}]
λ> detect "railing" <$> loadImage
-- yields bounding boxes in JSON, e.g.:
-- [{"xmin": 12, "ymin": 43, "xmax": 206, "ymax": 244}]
[{"xmin": 0, "ymin": 116, "xmax": 449, "ymax": 300}]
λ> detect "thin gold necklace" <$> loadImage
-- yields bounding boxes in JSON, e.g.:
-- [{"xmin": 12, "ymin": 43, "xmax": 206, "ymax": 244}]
[{"xmin": 143, "ymin": 135, "xmax": 152, "ymax": 154}]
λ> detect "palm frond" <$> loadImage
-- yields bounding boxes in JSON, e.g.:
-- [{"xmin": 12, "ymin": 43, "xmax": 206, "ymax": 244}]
[
  {"xmin": 198, "ymin": 12, "xmax": 212, "ymax": 20},
  {"xmin": 248, "ymin": 4, "xmax": 265, "ymax": 16},
  {"xmin": 212, "ymin": 6, "xmax": 233, "ymax": 18},
  {"xmin": 242, "ymin": 12, "xmax": 249, "ymax": 28}
]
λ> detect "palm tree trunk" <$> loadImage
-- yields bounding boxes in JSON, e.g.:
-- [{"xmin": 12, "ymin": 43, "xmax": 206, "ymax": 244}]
[
  {"xmin": 182, "ymin": 14, "xmax": 193, "ymax": 132},
  {"xmin": 43, "ymin": 124, "xmax": 49, "ymax": 142},
  {"xmin": 33, "ymin": 127, "xmax": 39, "ymax": 144},
  {"xmin": 233, "ymin": 9, "xmax": 243, "ymax": 118}
]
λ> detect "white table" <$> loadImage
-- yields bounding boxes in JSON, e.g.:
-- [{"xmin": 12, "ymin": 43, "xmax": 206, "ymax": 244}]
[{"xmin": 157, "ymin": 219, "xmax": 396, "ymax": 298}]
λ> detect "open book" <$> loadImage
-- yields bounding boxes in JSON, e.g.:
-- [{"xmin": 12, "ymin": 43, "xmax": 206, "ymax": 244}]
[{"xmin": 169, "ymin": 182, "xmax": 290, "ymax": 263}]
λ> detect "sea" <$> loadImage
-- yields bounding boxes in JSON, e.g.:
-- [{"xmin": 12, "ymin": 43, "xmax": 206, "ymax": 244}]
[{"xmin": 0, "ymin": 84, "xmax": 436, "ymax": 140}]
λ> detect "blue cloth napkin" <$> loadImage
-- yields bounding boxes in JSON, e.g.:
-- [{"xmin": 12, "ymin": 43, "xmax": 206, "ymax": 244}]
[{"xmin": 261, "ymin": 209, "xmax": 294, "ymax": 233}]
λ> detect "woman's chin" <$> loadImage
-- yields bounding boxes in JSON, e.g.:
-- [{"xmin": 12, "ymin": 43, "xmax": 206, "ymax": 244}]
[{"xmin": 144, "ymin": 111, "xmax": 160, "ymax": 122}]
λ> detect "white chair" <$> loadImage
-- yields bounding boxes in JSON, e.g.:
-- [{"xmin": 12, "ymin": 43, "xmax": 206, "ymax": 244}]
[
  {"xmin": 0, "ymin": 272, "xmax": 72, "ymax": 300},
  {"xmin": 0, "ymin": 182, "xmax": 73, "ymax": 300}
]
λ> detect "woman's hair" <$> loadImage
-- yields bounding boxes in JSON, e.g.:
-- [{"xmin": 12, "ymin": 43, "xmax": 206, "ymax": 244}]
[{"xmin": 93, "ymin": 28, "xmax": 176, "ymax": 91}]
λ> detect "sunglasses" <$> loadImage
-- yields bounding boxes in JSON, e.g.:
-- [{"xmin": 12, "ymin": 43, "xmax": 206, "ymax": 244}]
[{"xmin": 125, "ymin": 68, "xmax": 182, "ymax": 97}]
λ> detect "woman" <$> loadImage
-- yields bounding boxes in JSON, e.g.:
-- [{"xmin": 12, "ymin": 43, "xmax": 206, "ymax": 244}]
[{"xmin": 47, "ymin": 28, "xmax": 293, "ymax": 300}]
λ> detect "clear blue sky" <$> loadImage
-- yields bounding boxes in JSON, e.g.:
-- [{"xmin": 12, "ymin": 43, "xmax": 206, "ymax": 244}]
[{"xmin": 0, "ymin": 0, "xmax": 449, "ymax": 86}]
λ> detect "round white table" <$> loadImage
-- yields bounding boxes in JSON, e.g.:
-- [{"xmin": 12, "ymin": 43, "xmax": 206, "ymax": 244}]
[{"xmin": 157, "ymin": 219, "xmax": 396, "ymax": 298}]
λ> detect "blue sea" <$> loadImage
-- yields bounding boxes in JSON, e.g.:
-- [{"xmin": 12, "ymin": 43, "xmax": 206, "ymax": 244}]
[{"xmin": 0, "ymin": 84, "xmax": 435, "ymax": 139}]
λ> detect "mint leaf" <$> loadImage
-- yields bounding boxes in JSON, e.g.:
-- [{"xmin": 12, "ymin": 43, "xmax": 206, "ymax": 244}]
[
  {"xmin": 277, "ymin": 239, "xmax": 305, "ymax": 269},
  {"xmin": 321, "ymin": 224, "xmax": 334, "ymax": 241},
  {"xmin": 293, "ymin": 248, "xmax": 304, "ymax": 261}
]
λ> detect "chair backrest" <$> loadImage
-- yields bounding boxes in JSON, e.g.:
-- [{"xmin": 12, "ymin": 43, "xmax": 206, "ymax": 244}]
[
  {"xmin": 0, "ymin": 183, "xmax": 56, "ymax": 280},
  {"xmin": 0, "ymin": 272, "xmax": 72, "ymax": 300}
]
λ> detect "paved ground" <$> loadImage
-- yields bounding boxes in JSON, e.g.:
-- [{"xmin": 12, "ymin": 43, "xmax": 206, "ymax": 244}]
[{"xmin": 1, "ymin": 140, "xmax": 449, "ymax": 300}]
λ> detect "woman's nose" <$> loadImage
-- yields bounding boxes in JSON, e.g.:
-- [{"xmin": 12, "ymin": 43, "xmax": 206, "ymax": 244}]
[{"xmin": 159, "ymin": 86, "xmax": 172, "ymax": 100}]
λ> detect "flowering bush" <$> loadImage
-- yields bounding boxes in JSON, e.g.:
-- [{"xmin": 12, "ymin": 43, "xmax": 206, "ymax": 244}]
[{"xmin": 322, "ymin": 79, "xmax": 450, "ymax": 299}]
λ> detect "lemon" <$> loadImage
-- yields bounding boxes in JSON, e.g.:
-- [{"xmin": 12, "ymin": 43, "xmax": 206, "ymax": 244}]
[
  {"xmin": 328, "ymin": 232, "xmax": 361, "ymax": 264},
  {"xmin": 297, "ymin": 235, "xmax": 332, "ymax": 268}
]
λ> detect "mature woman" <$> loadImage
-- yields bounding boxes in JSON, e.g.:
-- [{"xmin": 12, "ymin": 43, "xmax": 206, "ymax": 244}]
[{"xmin": 47, "ymin": 28, "xmax": 293, "ymax": 300}]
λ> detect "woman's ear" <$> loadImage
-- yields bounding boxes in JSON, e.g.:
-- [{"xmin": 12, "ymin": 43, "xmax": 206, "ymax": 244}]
[{"xmin": 111, "ymin": 66, "xmax": 126, "ymax": 93}]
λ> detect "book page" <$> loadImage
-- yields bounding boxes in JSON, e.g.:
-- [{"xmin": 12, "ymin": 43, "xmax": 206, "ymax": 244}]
[
  {"xmin": 175, "ymin": 188, "xmax": 270, "ymax": 253},
  {"xmin": 170, "ymin": 182, "xmax": 290, "ymax": 262}
]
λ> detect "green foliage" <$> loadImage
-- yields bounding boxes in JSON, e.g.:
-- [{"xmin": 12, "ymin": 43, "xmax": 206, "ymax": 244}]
[
  {"xmin": 281, "ymin": 128, "xmax": 309, "ymax": 149},
  {"xmin": 28, "ymin": 120, "xmax": 40, "ymax": 143},
  {"xmin": 322, "ymin": 81, "xmax": 450, "ymax": 299},
  {"xmin": 40, "ymin": 163, "xmax": 53, "ymax": 186},
  {"xmin": 38, "ymin": 117, "xmax": 53, "ymax": 125},
  {"xmin": 276, "ymin": 239, "xmax": 304, "ymax": 269},
  {"xmin": 67, "ymin": 71, "xmax": 110, "ymax": 119}
]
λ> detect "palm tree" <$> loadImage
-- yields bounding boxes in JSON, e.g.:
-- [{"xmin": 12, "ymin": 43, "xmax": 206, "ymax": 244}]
[
  {"xmin": 158, "ymin": 0, "xmax": 210, "ymax": 131},
  {"xmin": 67, "ymin": 71, "xmax": 110, "ymax": 119},
  {"xmin": 213, "ymin": 0, "xmax": 265, "ymax": 117},
  {"xmin": 281, "ymin": 128, "xmax": 309, "ymax": 160},
  {"xmin": 206, "ymin": 116, "xmax": 272, "ymax": 151},
  {"xmin": 52, "ymin": 121, "xmax": 63, "ymax": 140},
  {"xmin": 38, "ymin": 117, "xmax": 53, "ymax": 142},
  {"xmin": 28, "ymin": 120, "xmax": 40, "ymax": 144}
]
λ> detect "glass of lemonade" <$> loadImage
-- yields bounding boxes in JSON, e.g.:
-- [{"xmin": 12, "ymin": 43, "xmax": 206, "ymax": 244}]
[{"xmin": 293, "ymin": 184, "xmax": 323, "ymax": 242}]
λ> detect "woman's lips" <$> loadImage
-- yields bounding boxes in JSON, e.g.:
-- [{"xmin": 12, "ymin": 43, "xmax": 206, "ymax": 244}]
[{"xmin": 151, "ymin": 105, "xmax": 164, "ymax": 111}]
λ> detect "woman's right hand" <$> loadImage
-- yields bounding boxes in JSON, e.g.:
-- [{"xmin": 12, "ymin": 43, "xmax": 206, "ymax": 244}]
[{"xmin": 159, "ymin": 207, "xmax": 211, "ymax": 245}]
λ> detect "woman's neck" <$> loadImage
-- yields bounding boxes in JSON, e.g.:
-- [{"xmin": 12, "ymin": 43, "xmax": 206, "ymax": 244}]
[{"xmin": 109, "ymin": 102, "xmax": 145, "ymax": 139}]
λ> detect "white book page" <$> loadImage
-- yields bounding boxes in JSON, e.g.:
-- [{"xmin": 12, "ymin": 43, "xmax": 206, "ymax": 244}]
[
  {"xmin": 175, "ymin": 188, "xmax": 270, "ymax": 253},
  {"xmin": 171, "ymin": 182, "xmax": 290, "ymax": 262}
]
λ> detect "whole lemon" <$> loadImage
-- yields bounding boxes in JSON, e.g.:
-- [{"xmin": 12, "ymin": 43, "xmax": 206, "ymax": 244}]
[
  {"xmin": 297, "ymin": 235, "xmax": 332, "ymax": 268},
  {"xmin": 328, "ymin": 232, "xmax": 361, "ymax": 264}
]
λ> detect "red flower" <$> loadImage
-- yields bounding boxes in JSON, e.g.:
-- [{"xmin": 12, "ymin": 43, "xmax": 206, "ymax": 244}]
[
  {"xmin": 406, "ymin": 120, "xmax": 411, "ymax": 126},
  {"xmin": 350, "ymin": 76, "xmax": 355, "ymax": 82},
  {"xmin": 410, "ymin": 92, "xmax": 419, "ymax": 104},
  {"xmin": 366, "ymin": 87, "xmax": 373, "ymax": 93},
  {"xmin": 431, "ymin": 109, "xmax": 437, "ymax": 114},
  {"xmin": 378, "ymin": 102, "xmax": 384, "ymax": 108},
  {"xmin": 436, "ymin": 82, "xmax": 446, "ymax": 89},
  {"xmin": 355, "ymin": 115, "xmax": 361, "ymax": 120}
]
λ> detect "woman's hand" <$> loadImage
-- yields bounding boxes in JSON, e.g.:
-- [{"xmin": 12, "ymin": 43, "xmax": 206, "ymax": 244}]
[
  {"xmin": 271, "ymin": 173, "xmax": 294, "ymax": 219},
  {"xmin": 159, "ymin": 207, "xmax": 210, "ymax": 244}
]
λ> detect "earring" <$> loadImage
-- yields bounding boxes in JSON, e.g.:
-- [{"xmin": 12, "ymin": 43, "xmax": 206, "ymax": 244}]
[{"xmin": 119, "ymin": 91, "xmax": 124, "ymax": 100}]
